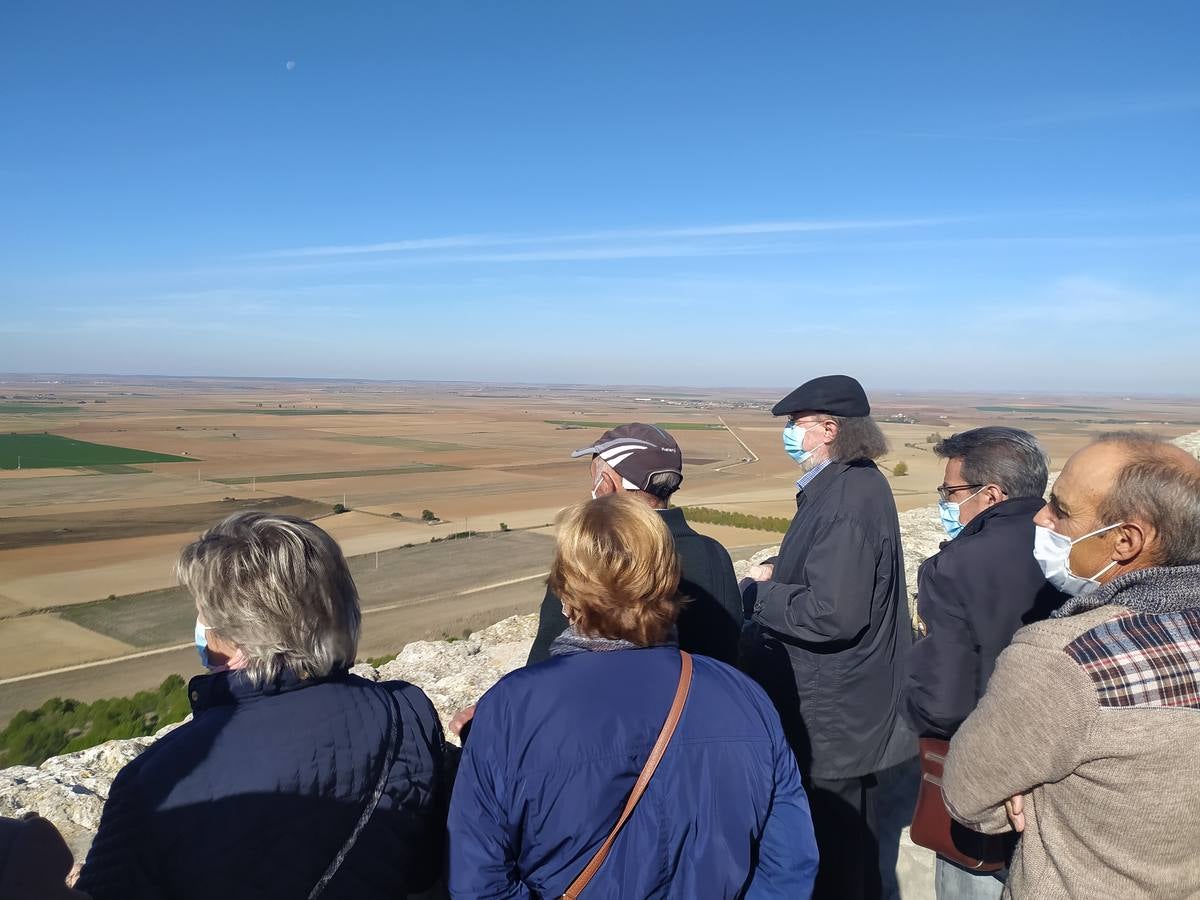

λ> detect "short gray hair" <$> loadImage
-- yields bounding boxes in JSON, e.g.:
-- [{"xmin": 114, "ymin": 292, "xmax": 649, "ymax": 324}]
[
  {"xmin": 178, "ymin": 512, "xmax": 361, "ymax": 686},
  {"xmin": 1093, "ymin": 432, "xmax": 1200, "ymax": 567},
  {"xmin": 642, "ymin": 470, "xmax": 683, "ymax": 502},
  {"xmin": 934, "ymin": 427, "xmax": 1049, "ymax": 499}
]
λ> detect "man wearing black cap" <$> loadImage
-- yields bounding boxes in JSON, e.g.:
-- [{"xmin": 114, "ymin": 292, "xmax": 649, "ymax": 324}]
[
  {"xmin": 742, "ymin": 375, "xmax": 914, "ymax": 900},
  {"xmin": 526, "ymin": 423, "xmax": 743, "ymax": 665}
]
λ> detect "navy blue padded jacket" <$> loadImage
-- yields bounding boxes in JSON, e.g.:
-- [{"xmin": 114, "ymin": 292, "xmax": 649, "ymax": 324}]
[
  {"xmin": 448, "ymin": 647, "xmax": 818, "ymax": 898},
  {"xmin": 77, "ymin": 668, "xmax": 447, "ymax": 900}
]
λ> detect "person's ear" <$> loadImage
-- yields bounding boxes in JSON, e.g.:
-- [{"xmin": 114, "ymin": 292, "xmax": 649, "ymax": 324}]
[
  {"xmin": 982, "ymin": 484, "xmax": 1005, "ymax": 508},
  {"xmin": 1112, "ymin": 521, "xmax": 1148, "ymax": 564},
  {"xmin": 820, "ymin": 419, "xmax": 838, "ymax": 445},
  {"xmin": 593, "ymin": 470, "xmax": 617, "ymax": 497}
]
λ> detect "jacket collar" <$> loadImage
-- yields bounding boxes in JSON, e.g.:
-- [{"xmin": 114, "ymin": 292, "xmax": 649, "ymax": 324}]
[
  {"xmin": 794, "ymin": 459, "xmax": 852, "ymax": 508},
  {"xmin": 658, "ymin": 505, "xmax": 693, "ymax": 537},
  {"xmin": 1053, "ymin": 563, "xmax": 1200, "ymax": 619},
  {"xmin": 187, "ymin": 666, "xmax": 350, "ymax": 713},
  {"xmin": 939, "ymin": 495, "xmax": 1044, "ymax": 549}
]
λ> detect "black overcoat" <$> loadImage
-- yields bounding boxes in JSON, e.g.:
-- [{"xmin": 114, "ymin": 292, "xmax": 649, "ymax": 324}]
[{"xmin": 745, "ymin": 460, "xmax": 914, "ymax": 780}]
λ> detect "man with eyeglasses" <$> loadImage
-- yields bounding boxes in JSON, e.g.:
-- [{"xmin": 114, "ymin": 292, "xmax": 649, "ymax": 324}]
[
  {"xmin": 902, "ymin": 427, "xmax": 1066, "ymax": 899},
  {"xmin": 943, "ymin": 432, "xmax": 1200, "ymax": 899},
  {"xmin": 741, "ymin": 375, "xmax": 915, "ymax": 900}
]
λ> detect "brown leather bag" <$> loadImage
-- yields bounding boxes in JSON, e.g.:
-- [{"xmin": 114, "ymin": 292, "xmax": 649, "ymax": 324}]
[
  {"xmin": 910, "ymin": 737, "xmax": 1010, "ymax": 873},
  {"xmin": 561, "ymin": 651, "xmax": 694, "ymax": 899}
]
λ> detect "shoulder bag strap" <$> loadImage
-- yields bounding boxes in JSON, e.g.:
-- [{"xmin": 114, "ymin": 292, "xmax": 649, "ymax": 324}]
[
  {"xmin": 562, "ymin": 651, "xmax": 693, "ymax": 900},
  {"xmin": 308, "ymin": 683, "xmax": 400, "ymax": 900}
]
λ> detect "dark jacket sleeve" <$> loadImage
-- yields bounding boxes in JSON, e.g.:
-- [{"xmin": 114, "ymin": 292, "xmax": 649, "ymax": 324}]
[
  {"xmin": 712, "ymin": 542, "xmax": 746, "ymax": 654},
  {"xmin": 753, "ymin": 516, "xmax": 879, "ymax": 644},
  {"xmin": 526, "ymin": 587, "xmax": 567, "ymax": 666},
  {"xmin": 677, "ymin": 537, "xmax": 744, "ymax": 666},
  {"xmin": 76, "ymin": 764, "xmax": 160, "ymax": 899},
  {"xmin": 902, "ymin": 554, "xmax": 981, "ymax": 739}
]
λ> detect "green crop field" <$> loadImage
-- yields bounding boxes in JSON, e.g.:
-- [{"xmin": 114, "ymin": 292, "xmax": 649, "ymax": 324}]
[
  {"xmin": 0, "ymin": 434, "xmax": 194, "ymax": 469},
  {"xmin": 183, "ymin": 408, "xmax": 408, "ymax": 416},
  {"xmin": 0, "ymin": 404, "xmax": 81, "ymax": 414},
  {"xmin": 210, "ymin": 463, "xmax": 462, "ymax": 485},
  {"xmin": 545, "ymin": 420, "xmax": 723, "ymax": 430}
]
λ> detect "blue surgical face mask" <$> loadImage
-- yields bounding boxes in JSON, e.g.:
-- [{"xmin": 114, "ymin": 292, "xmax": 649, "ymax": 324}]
[
  {"xmin": 195, "ymin": 618, "xmax": 212, "ymax": 669},
  {"xmin": 938, "ymin": 487, "xmax": 986, "ymax": 539},
  {"xmin": 783, "ymin": 422, "xmax": 815, "ymax": 465}
]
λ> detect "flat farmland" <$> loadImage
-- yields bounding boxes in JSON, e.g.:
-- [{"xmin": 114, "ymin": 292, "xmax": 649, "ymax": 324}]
[
  {"xmin": 1, "ymin": 375, "xmax": 1198, "ymax": 726},
  {"xmin": 0, "ymin": 495, "xmax": 329, "ymax": 551},
  {"xmin": 0, "ymin": 531, "xmax": 557, "ymax": 722},
  {"xmin": 0, "ymin": 433, "xmax": 192, "ymax": 469}
]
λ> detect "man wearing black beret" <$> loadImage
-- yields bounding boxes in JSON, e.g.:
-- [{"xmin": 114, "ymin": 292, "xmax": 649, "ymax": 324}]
[{"xmin": 742, "ymin": 374, "xmax": 915, "ymax": 900}]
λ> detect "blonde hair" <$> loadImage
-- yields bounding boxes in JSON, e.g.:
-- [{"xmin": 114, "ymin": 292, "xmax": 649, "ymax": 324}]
[
  {"xmin": 177, "ymin": 512, "xmax": 361, "ymax": 686},
  {"xmin": 547, "ymin": 493, "xmax": 682, "ymax": 645}
]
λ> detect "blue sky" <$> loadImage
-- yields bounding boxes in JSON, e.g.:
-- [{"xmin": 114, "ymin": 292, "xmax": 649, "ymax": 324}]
[{"xmin": 1, "ymin": 2, "xmax": 1198, "ymax": 392}]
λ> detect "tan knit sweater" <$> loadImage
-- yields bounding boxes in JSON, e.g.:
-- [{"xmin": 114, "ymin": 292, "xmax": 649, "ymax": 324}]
[{"xmin": 943, "ymin": 599, "xmax": 1200, "ymax": 900}]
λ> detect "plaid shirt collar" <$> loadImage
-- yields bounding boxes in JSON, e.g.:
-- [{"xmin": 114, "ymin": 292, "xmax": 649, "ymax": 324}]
[{"xmin": 795, "ymin": 457, "xmax": 833, "ymax": 492}]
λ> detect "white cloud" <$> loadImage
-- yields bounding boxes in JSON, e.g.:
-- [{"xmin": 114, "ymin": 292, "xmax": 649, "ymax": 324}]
[{"xmin": 253, "ymin": 216, "xmax": 962, "ymax": 260}]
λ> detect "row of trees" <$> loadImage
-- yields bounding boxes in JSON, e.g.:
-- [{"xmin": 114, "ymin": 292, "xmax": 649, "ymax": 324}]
[
  {"xmin": 0, "ymin": 675, "xmax": 191, "ymax": 768},
  {"xmin": 682, "ymin": 506, "xmax": 792, "ymax": 534}
]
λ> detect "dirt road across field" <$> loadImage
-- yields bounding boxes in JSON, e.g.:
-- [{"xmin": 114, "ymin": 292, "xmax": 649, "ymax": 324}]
[{"xmin": 0, "ymin": 531, "xmax": 556, "ymax": 724}]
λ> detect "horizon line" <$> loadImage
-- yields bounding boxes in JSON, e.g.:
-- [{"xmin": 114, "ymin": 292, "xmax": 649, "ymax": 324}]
[{"xmin": 3, "ymin": 371, "xmax": 1199, "ymax": 401}]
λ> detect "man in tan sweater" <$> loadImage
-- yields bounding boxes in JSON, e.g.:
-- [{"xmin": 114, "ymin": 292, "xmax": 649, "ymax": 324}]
[{"xmin": 943, "ymin": 432, "xmax": 1200, "ymax": 899}]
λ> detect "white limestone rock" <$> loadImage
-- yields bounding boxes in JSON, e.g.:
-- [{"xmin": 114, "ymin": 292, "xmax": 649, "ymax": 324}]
[{"xmin": 352, "ymin": 614, "xmax": 539, "ymax": 743}]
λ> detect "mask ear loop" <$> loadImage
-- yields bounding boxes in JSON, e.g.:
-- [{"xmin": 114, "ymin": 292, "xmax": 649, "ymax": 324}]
[{"xmin": 1067, "ymin": 522, "xmax": 1126, "ymax": 581}]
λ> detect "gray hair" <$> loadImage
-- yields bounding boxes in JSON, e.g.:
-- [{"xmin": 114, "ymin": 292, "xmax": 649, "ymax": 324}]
[
  {"xmin": 934, "ymin": 427, "xmax": 1050, "ymax": 499},
  {"xmin": 1093, "ymin": 432, "xmax": 1200, "ymax": 567},
  {"xmin": 826, "ymin": 415, "xmax": 889, "ymax": 462},
  {"xmin": 642, "ymin": 470, "xmax": 683, "ymax": 502},
  {"xmin": 178, "ymin": 512, "xmax": 361, "ymax": 686}
]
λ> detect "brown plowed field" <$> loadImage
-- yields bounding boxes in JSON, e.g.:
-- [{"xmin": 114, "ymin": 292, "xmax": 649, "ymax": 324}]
[
  {"xmin": 2, "ymin": 377, "xmax": 1197, "ymax": 726},
  {"xmin": 0, "ymin": 495, "xmax": 328, "ymax": 551}
]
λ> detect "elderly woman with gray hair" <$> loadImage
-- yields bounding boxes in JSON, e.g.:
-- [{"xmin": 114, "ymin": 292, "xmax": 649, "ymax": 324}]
[{"xmin": 77, "ymin": 512, "xmax": 447, "ymax": 900}]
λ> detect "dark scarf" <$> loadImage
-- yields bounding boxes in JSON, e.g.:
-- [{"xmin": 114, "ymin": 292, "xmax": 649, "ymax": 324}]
[
  {"xmin": 1053, "ymin": 562, "xmax": 1200, "ymax": 619},
  {"xmin": 549, "ymin": 624, "xmax": 679, "ymax": 657}
]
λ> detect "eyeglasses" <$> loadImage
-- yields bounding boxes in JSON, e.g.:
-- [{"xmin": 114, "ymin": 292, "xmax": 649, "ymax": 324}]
[{"xmin": 937, "ymin": 483, "xmax": 983, "ymax": 503}]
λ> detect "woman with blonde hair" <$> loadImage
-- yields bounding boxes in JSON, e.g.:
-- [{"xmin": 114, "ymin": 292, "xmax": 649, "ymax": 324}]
[{"xmin": 448, "ymin": 493, "xmax": 818, "ymax": 898}]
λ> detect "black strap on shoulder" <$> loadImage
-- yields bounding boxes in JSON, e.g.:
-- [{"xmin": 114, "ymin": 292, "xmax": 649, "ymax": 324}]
[{"xmin": 308, "ymin": 684, "xmax": 399, "ymax": 899}]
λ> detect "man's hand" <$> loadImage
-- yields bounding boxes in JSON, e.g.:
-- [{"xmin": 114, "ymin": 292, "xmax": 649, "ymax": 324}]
[
  {"xmin": 1005, "ymin": 793, "xmax": 1025, "ymax": 833},
  {"xmin": 449, "ymin": 704, "xmax": 477, "ymax": 738},
  {"xmin": 747, "ymin": 563, "xmax": 774, "ymax": 582}
]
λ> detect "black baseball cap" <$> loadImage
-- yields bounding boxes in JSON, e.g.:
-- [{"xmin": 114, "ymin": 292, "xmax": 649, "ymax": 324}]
[{"xmin": 570, "ymin": 423, "xmax": 683, "ymax": 491}]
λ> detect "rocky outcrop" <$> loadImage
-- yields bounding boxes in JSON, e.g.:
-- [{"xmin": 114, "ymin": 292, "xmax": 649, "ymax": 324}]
[
  {"xmin": 0, "ymin": 723, "xmax": 185, "ymax": 863},
  {"xmin": 5, "ymin": 431, "xmax": 1198, "ymax": 890},
  {"xmin": 1175, "ymin": 430, "xmax": 1200, "ymax": 458},
  {"xmin": 349, "ymin": 614, "xmax": 540, "ymax": 737}
]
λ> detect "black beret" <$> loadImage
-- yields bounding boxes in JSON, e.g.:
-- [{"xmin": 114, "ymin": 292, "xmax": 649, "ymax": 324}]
[{"xmin": 772, "ymin": 374, "xmax": 871, "ymax": 417}]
